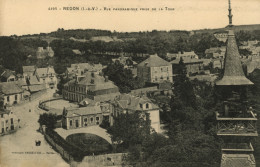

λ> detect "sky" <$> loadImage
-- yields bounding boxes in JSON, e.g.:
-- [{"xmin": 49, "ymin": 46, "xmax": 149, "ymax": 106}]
[{"xmin": 0, "ymin": 0, "xmax": 260, "ymax": 36}]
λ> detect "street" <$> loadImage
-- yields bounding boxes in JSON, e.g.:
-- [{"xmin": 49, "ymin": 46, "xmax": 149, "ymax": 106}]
[{"xmin": 0, "ymin": 89, "xmax": 69, "ymax": 167}]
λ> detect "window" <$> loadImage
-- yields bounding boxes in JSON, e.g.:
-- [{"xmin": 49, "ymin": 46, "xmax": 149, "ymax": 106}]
[
  {"xmin": 84, "ymin": 118, "xmax": 88, "ymax": 122},
  {"xmin": 139, "ymin": 104, "xmax": 142, "ymax": 108},
  {"xmin": 1, "ymin": 114, "xmax": 3, "ymax": 118},
  {"xmin": 96, "ymin": 117, "xmax": 100, "ymax": 125},
  {"xmin": 7, "ymin": 96, "xmax": 9, "ymax": 102},
  {"xmin": 146, "ymin": 103, "xmax": 149, "ymax": 109},
  {"xmin": 2, "ymin": 128, "xmax": 4, "ymax": 133},
  {"xmin": 11, "ymin": 118, "xmax": 13, "ymax": 124},
  {"xmin": 6, "ymin": 120, "xmax": 8, "ymax": 123},
  {"xmin": 155, "ymin": 76, "xmax": 157, "ymax": 81},
  {"xmin": 90, "ymin": 117, "xmax": 94, "ymax": 123},
  {"xmin": 15, "ymin": 95, "xmax": 17, "ymax": 100},
  {"xmin": 70, "ymin": 120, "xmax": 72, "ymax": 126}
]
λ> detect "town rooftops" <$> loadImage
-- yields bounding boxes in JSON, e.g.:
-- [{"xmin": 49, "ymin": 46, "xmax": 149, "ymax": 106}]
[
  {"xmin": 216, "ymin": 30, "xmax": 253, "ymax": 85},
  {"xmin": 138, "ymin": 54, "xmax": 171, "ymax": 67},
  {"xmin": 1, "ymin": 69, "xmax": 16, "ymax": 80},
  {"xmin": 113, "ymin": 94, "xmax": 159, "ymax": 111},
  {"xmin": 0, "ymin": 82, "xmax": 23, "ymax": 95},
  {"xmin": 63, "ymin": 105, "xmax": 102, "ymax": 117}
]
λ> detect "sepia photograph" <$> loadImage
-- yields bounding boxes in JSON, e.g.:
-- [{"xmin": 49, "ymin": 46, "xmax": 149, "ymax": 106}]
[{"xmin": 0, "ymin": 0, "xmax": 260, "ymax": 166}]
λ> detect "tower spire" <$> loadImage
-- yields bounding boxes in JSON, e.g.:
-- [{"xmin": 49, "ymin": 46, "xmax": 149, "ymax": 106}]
[{"xmin": 228, "ymin": 0, "xmax": 233, "ymax": 26}]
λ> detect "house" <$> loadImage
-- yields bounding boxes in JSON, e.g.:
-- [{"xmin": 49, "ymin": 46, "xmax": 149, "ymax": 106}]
[
  {"xmin": 36, "ymin": 46, "xmax": 54, "ymax": 59},
  {"xmin": 62, "ymin": 105, "xmax": 103, "ymax": 130},
  {"xmin": 0, "ymin": 109, "xmax": 20, "ymax": 135},
  {"xmin": 166, "ymin": 51, "xmax": 199, "ymax": 61},
  {"xmin": 27, "ymin": 75, "xmax": 46, "ymax": 93},
  {"xmin": 62, "ymin": 71, "xmax": 120, "ymax": 103},
  {"xmin": 0, "ymin": 82, "xmax": 23, "ymax": 106},
  {"xmin": 65, "ymin": 63, "xmax": 103, "ymax": 79},
  {"xmin": 35, "ymin": 66, "xmax": 57, "ymax": 89},
  {"xmin": 0, "ymin": 69, "xmax": 17, "ymax": 82},
  {"xmin": 205, "ymin": 46, "xmax": 226, "ymax": 59},
  {"xmin": 171, "ymin": 57, "xmax": 204, "ymax": 75},
  {"xmin": 110, "ymin": 94, "xmax": 161, "ymax": 133},
  {"xmin": 137, "ymin": 54, "xmax": 173, "ymax": 84},
  {"xmin": 22, "ymin": 66, "xmax": 36, "ymax": 78},
  {"xmin": 214, "ymin": 31, "xmax": 228, "ymax": 42}
]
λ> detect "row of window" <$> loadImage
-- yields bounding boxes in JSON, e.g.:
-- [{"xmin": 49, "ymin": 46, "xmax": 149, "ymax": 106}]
[
  {"xmin": 153, "ymin": 67, "xmax": 169, "ymax": 73},
  {"xmin": 65, "ymin": 86, "xmax": 86, "ymax": 93},
  {"xmin": 154, "ymin": 76, "xmax": 170, "ymax": 82},
  {"xmin": 69, "ymin": 116, "xmax": 100, "ymax": 127},
  {"xmin": 6, "ymin": 95, "xmax": 18, "ymax": 102}
]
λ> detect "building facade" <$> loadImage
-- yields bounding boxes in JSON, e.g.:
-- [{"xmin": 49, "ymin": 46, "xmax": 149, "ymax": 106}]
[
  {"xmin": 171, "ymin": 57, "xmax": 204, "ymax": 75},
  {"xmin": 137, "ymin": 54, "xmax": 173, "ymax": 84},
  {"xmin": 0, "ymin": 109, "xmax": 20, "ymax": 135},
  {"xmin": 36, "ymin": 46, "xmax": 54, "ymax": 59},
  {"xmin": 62, "ymin": 105, "xmax": 103, "ymax": 130}
]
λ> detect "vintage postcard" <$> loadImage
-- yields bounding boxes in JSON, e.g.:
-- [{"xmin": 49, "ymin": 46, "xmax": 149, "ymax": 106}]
[{"xmin": 0, "ymin": 0, "xmax": 260, "ymax": 167}]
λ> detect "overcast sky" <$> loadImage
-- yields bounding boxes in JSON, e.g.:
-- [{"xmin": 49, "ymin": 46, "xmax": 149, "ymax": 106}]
[{"xmin": 1, "ymin": 0, "xmax": 260, "ymax": 36}]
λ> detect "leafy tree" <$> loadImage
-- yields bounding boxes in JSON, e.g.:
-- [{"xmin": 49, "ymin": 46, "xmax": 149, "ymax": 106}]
[
  {"xmin": 107, "ymin": 111, "xmax": 151, "ymax": 149},
  {"xmin": 38, "ymin": 113, "xmax": 59, "ymax": 129}
]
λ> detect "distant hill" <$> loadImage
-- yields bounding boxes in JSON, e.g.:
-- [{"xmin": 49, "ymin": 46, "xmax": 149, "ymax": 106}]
[{"xmin": 193, "ymin": 24, "xmax": 260, "ymax": 34}]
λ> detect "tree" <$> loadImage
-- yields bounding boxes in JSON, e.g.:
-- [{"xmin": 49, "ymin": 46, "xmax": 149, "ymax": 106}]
[
  {"xmin": 57, "ymin": 75, "xmax": 70, "ymax": 94},
  {"xmin": 107, "ymin": 111, "xmax": 151, "ymax": 149},
  {"xmin": 38, "ymin": 113, "xmax": 59, "ymax": 129}
]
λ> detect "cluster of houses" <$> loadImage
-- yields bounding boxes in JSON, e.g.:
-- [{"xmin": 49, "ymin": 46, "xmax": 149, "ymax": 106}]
[
  {"xmin": 0, "ymin": 65, "xmax": 58, "ymax": 135},
  {"xmin": 0, "ymin": 65, "xmax": 57, "ymax": 107}
]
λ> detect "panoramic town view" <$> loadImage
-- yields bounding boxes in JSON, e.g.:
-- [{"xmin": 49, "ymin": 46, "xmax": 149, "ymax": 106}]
[{"xmin": 0, "ymin": 0, "xmax": 260, "ymax": 167}]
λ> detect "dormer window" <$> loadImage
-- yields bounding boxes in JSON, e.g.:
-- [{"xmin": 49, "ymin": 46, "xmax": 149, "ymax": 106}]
[
  {"xmin": 139, "ymin": 104, "xmax": 142, "ymax": 109},
  {"xmin": 146, "ymin": 103, "xmax": 149, "ymax": 109}
]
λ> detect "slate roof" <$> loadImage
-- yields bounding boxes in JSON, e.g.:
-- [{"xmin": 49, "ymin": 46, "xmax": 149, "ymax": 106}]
[
  {"xmin": 171, "ymin": 57, "xmax": 203, "ymax": 64},
  {"xmin": 216, "ymin": 30, "xmax": 253, "ymax": 85},
  {"xmin": 1, "ymin": 69, "xmax": 16, "ymax": 80},
  {"xmin": 221, "ymin": 154, "xmax": 256, "ymax": 167},
  {"xmin": 29, "ymin": 75, "xmax": 41, "ymax": 85},
  {"xmin": 28, "ymin": 84, "xmax": 46, "ymax": 92},
  {"xmin": 114, "ymin": 94, "xmax": 159, "ymax": 111},
  {"xmin": 138, "ymin": 54, "xmax": 171, "ymax": 67},
  {"xmin": 0, "ymin": 82, "xmax": 23, "ymax": 95},
  {"xmin": 23, "ymin": 66, "xmax": 35, "ymax": 73},
  {"xmin": 64, "ymin": 106, "xmax": 102, "ymax": 117}
]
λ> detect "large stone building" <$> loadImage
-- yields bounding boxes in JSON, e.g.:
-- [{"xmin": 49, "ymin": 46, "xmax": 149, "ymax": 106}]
[
  {"xmin": 110, "ymin": 94, "xmax": 161, "ymax": 133},
  {"xmin": 137, "ymin": 54, "xmax": 173, "ymax": 84},
  {"xmin": 62, "ymin": 71, "xmax": 120, "ymax": 103}
]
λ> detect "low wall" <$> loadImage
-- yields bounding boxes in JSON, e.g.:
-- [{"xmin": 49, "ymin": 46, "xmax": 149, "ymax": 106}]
[
  {"xmin": 71, "ymin": 153, "xmax": 127, "ymax": 167},
  {"xmin": 44, "ymin": 133, "xmax": 74, "ymax": 162},
  {"xmin": 38, "ymin": 97, "xmax": 63, "ymax": 111}
]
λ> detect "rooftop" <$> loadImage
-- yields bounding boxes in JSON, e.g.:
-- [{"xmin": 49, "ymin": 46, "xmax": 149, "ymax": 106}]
[
  {"xmin": 63, "ymin": 105, "xmax": 102, "ymax": 117},
  {"xmin": 0, "ymin": 82, "xmax": 23, "ymax": 95},
  {"xmin": 138, "ymin": 54, "xmax": 171, "ymax": 67}
]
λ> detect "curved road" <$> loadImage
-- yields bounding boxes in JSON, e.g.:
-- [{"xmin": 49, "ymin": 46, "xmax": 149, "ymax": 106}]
[{"xmin": 0, "ymin": 89, "xmax": 69, "ymax": 167}]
